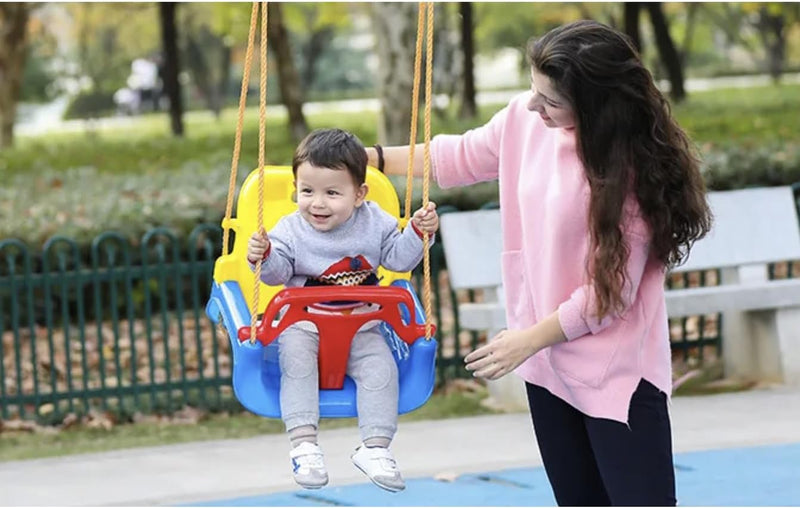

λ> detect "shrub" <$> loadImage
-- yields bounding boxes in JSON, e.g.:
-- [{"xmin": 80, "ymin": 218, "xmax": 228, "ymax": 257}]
[
  {"xmin": 63, "ymin": 91, "xmax": 117, "ymax": 120},
  {"xmin": 702, "ymin": 143, "xmax": 800, "ymax": 191}
]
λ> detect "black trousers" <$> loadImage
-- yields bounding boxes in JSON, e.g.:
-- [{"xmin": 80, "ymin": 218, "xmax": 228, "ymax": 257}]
[{"xmin": 526, "ymin": 379, "xmax": 677, "ymax": 506}]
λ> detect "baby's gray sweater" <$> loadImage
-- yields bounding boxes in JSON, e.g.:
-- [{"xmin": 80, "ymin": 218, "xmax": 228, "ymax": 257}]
[{"xmin": 258, "ymin": 201, "xmax": 431, "ymax": 288}]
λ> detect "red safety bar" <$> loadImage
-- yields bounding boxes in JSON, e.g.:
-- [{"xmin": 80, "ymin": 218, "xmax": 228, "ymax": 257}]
[{"xmin": 237, "ymin": 286, "xmax": 435, "ymax": 389}]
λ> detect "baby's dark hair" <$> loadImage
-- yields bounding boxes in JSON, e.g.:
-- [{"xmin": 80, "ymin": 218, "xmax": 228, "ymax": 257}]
[{"xmin": 292, "ymin": 128, "xmax": 368, "ymax": 185}]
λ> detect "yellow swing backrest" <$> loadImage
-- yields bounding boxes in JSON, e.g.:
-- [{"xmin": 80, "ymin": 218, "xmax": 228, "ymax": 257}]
[{"xmin": 212, "ymin": 165, "xmax": 411, "ymax": 308}]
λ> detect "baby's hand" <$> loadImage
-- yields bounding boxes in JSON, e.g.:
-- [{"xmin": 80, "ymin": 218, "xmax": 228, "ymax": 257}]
[
  {"xmin": 412, "ymin": 201, "xmax": 439, "ymax": 235},
  {"xmin": 247, "ymin": 229, "xmax": 271, "ymax": 264}
]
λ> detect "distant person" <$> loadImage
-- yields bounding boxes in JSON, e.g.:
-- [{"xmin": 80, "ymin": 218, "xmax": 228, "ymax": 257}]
[
  {"xmin": 127, "ymin": 57, "xmax": 159, "ymax": 113},
  {"xmin": 367, "ymin": 20, "xmax": 712, "ymax": 506},
  {"xmin": 246, "ymin": 128, "xmax": 439, "ymax": 492}
]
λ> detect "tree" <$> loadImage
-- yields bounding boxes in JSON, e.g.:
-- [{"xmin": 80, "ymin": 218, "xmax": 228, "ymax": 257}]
[
  {"xmin": 183, "ymin": 24, "xmax": 224, "ymax": 118},
  {"xmin": 475, "ymin": 2, "xmax": 589, "ymax": 72},
  {"xmin": 282, "ymin": 3, "xmax": 351, "ymax": 91},
  {"xmin": 645, "ymin": 3, "xmax": 686, "ymax": 101},
  {"xmin": 699, "ymin": 2, "xmax": 799, "ymax": 80},
  {"xmin": 372, "ymin": 2, "xmax": 417, "ymax": 145},
  {"xmin": 181, "ymin": 4, "xmax": 231, "ymax": 118},
  {"xmin": 680, "ymin": 2, "xmax": 701, "ymax": 66},
  {"xmin": 0, "ymin": 2, "xmax": 31, "ymax": 149},
  {"xmin": 159, "ymin": 2, "xmax": 183, "ymax": 136},
  {"xmin": 266, "ymin": 3, "xmax": 308, "ymax": 143},
  {"xmin": 754, "ymin": 4, "xmax": 788, "ymax": 82},
  {"xmin": 624, "ymin": 3, "xmax": 642, "ymax": 52},
  {"xmin": 458, "ymin": 2, "xmax": 477, "ymax": 119},
  {"xmin": 623, "ymin": 3, "xmax": 686, "ymax": 102},
  {"xmin": 67, "ymin": 3, "xmax": 160, "ymax": 94}
]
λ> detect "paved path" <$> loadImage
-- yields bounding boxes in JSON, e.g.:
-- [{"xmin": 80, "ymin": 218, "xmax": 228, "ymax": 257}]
[
  {"xmin": 1, "ymin": 385, "xmax": 799, "ymax": 506},
  {"xmin": 196, "ymin": 443, "xmax": 800, "ymax": 507}
]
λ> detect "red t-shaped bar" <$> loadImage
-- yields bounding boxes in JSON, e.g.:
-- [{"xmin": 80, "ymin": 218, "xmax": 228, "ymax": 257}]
[{"xmin": 237, "ymin": 286, "xmax": 435, "ymax": 389}]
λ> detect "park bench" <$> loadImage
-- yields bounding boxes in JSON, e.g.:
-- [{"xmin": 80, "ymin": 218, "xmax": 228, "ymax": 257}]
[{"xmin": 439, "ymin": 186, "xmax": 800, "ymax": 409}]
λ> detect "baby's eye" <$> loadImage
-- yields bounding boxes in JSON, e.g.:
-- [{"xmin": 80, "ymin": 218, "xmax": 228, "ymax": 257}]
[
  {"xmin": 299, "ymin": 188, "xmax": 312, "ymax": 194},
  {"xmin": 327, "ymin": 190, "xmax": 340, "ymax": 196}
]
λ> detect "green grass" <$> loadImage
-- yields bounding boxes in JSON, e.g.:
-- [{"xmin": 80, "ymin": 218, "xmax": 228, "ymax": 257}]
[
  {"xmin": 0, "ymin": 388, "xmax": 498, "ymax": 462},
  {"xmin": 673, "ymin": 84, "xmax": 800, "ymax": 147},
  {"xmin": 2, "ymin": 83, "xmax": 798, "ymax": 180}
]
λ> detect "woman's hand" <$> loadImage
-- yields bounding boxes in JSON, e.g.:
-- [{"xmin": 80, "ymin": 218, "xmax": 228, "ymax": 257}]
[
  {"xmin": 412, "ymin": 201, "xmax": 439, "ymax": 234},
  {"xmin": 464, "ymin": 312, "xmax": 567, "ymax": 380},
  {"xmin": 464, "ymin": 328, "xmax": 540, "ymax": 380},
  {"xmin": 247, "ymin": 229, "xmax": 271, "ymax": 264}
]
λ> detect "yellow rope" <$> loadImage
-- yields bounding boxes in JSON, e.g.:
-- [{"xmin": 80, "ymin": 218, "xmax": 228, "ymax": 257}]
[
  {"xmin": 221, "ymin": 2, "xmax": 259, "ymax": 256},
  {"xmin": 421, "ymin": 2, "xmax": 434, "ymax": 340},
  {"xmin": 404, "ymin": 4, "xmax": 425, "ymax": 222},
  {"xmin": 407, "ymin": 3, "xmax": 435, "ymax": 340},
  {"xmin": 251, "ymin": 1, "xmax": 269, "ymax": 341}
]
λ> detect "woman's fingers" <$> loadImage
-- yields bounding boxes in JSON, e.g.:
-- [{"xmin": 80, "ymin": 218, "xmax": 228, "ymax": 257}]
[{"xmin": 465, "ymin": 343, "xmax": 505, "ymax": 379}]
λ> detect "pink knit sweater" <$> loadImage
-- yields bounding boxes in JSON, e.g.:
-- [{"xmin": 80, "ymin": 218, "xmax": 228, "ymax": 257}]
[{"xmin": 431, "ymin": 93, "xmax": 672, "ymax": 423}]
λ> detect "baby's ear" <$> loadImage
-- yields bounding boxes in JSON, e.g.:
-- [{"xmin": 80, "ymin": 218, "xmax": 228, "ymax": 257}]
[{"xmin": 355, "ymin": 183, "xmax": 369, "ymax": 207}]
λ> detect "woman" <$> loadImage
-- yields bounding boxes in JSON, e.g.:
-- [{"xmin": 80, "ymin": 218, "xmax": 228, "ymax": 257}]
[{"xmin": 367, "ymin": 20, "xmax": 712, "ymax": 506}]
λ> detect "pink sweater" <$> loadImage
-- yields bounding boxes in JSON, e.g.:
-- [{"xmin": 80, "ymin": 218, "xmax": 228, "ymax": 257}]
[{"xmin": 431, "ymin": 93, "xmax": 672, "ymax": 423}]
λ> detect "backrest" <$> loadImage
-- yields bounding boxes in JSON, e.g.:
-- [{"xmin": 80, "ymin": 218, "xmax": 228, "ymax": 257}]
[
  {"xmin": 439, "ymin": 209, "xmax": 503, "ymax": 290},
  {"xmin": 673, "ymin": 186, "xmax": 800, "ymax": 273},
  {"xmin": 213, "ymin": 165, "xmax": 406, "ymax": 308},
  {"xmin": 439, "ymin": 186, "xmax": 800, "ymax": 286}
]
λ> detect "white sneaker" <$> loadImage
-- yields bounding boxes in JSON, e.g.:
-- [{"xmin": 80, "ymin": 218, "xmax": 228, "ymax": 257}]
[
  {"xmin": 351, "ymin": 445, "xmax": 406, "ymax": 492},
  {"xmin": 289, "ymin": 442, "xmax": 328, "ymax": 489}
]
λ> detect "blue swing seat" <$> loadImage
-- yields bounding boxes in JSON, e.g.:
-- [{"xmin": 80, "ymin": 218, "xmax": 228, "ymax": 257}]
[{"xmin": 205, "ymin": 165, "xmax": 437, "ymax": 418}]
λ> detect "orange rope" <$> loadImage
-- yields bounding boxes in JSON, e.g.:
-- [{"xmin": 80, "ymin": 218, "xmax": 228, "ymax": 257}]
[
  {"xmin": 404, "ymin": 3, "xmax": 425, "ymax": 222},
  {"xmin": 406, "ymin": 3, "xmax": 435, "ymax": 340},
  {"xmin": 421, "ymin": 2, "xmax": 434, "ymax": 340},
  {"xmin": 251, "ymin": 1, "xmax": 269, "ymax": 341},
  {"xmin": 222, "ymin": 2, "xmax": 258, "ymax": 256}
]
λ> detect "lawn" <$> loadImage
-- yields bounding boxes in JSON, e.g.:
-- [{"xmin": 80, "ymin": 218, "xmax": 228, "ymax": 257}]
[
  {"xmin": 674, "ymin": 84, "xmax": 800, "ymax": 148},
  {"xmin": 3, "ymin": 83, "xmax": 799, "ymax": 179}
]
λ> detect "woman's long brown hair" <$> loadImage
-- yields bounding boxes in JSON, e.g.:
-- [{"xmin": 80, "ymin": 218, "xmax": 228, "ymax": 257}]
[{"xmin": 529, "ymin": 20, "xmax": 712, "ymax": 319}]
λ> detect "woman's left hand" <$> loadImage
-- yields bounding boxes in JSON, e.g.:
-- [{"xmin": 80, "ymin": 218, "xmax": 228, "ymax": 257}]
[{"xmin": 464, "ymin": 328, "xmax": 540, "ymax": 380}]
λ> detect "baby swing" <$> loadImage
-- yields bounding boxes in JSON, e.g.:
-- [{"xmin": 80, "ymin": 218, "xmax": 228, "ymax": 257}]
[{"xmin": 205, "ymin": 2, "xmax": 439, "ymax": 418}]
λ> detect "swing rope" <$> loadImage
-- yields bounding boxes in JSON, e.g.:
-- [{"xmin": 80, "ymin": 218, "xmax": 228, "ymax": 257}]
[
  {"xmin": 250, "ymin": 2, "xmax": 269, "ymax": 342},
  {"xmin": 221, "ymin": 2, "xmax": 259, "ymax": 257},
  {"xmin": 405, "ymin": 2, "xmax": 435, "ymax": 340},
  {"xmin": 403, "ymin": 4, "xmax": 425, "ymax": 223}
]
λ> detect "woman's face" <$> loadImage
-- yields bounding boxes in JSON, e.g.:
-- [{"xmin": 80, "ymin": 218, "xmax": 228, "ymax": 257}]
[{"xmin": 527, "ymin": 68, "xmax": 576, "ymax": 129}]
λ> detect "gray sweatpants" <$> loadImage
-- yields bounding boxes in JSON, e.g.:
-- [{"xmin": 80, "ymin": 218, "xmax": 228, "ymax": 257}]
[{"xmin": 278, "ymin": 323, "xmax": 399, "ymax": 443}]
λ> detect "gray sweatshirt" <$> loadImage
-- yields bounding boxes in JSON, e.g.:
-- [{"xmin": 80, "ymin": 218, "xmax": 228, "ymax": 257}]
[{"xmin": 257, "ymin": 201, "xmax": 432, "ymax": 289}]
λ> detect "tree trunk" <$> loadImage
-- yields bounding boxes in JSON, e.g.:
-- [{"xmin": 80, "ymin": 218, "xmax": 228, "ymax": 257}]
[
  {"xmin": 267, "ymin": 3, "xmax": 309, "ymax": 144},
  {"xmin": 218, "ymin": 42, "xmax": 232, "ymax": 113},
  {"xmin": 185, "ymin": 32, "xmax": 221, "ymax": 118},
  {"xmin": 0, "ymin": 3, "xmax": 30, "ymax": 149},
  {"xmin": 302, "ymin": 25, "xmax": 333, "ymax": 91},
  {"xmin": 756, "ymin": 6, "xmax": 786, "ymax": 83},
  {"xmin": 160, "ymin": 2, "xmax": 184, "ymax": 136},
  {"xmin": 680, "ymin": 2, "xmax": 700, "ymax": 66},
  {"xmin": 458, "ymin": 2, "xmax": 476, "ymax": 119},
  {"xmin": 623, "ymin": 2, "xmax": 642, "ymax": 53},
  {"xmin": 372, "ymin": 2, "xmax": 417, "ymax": 145},
  {"xmin": 646, "ymin": 2, "xmax": 686, "ymax": 102}
]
